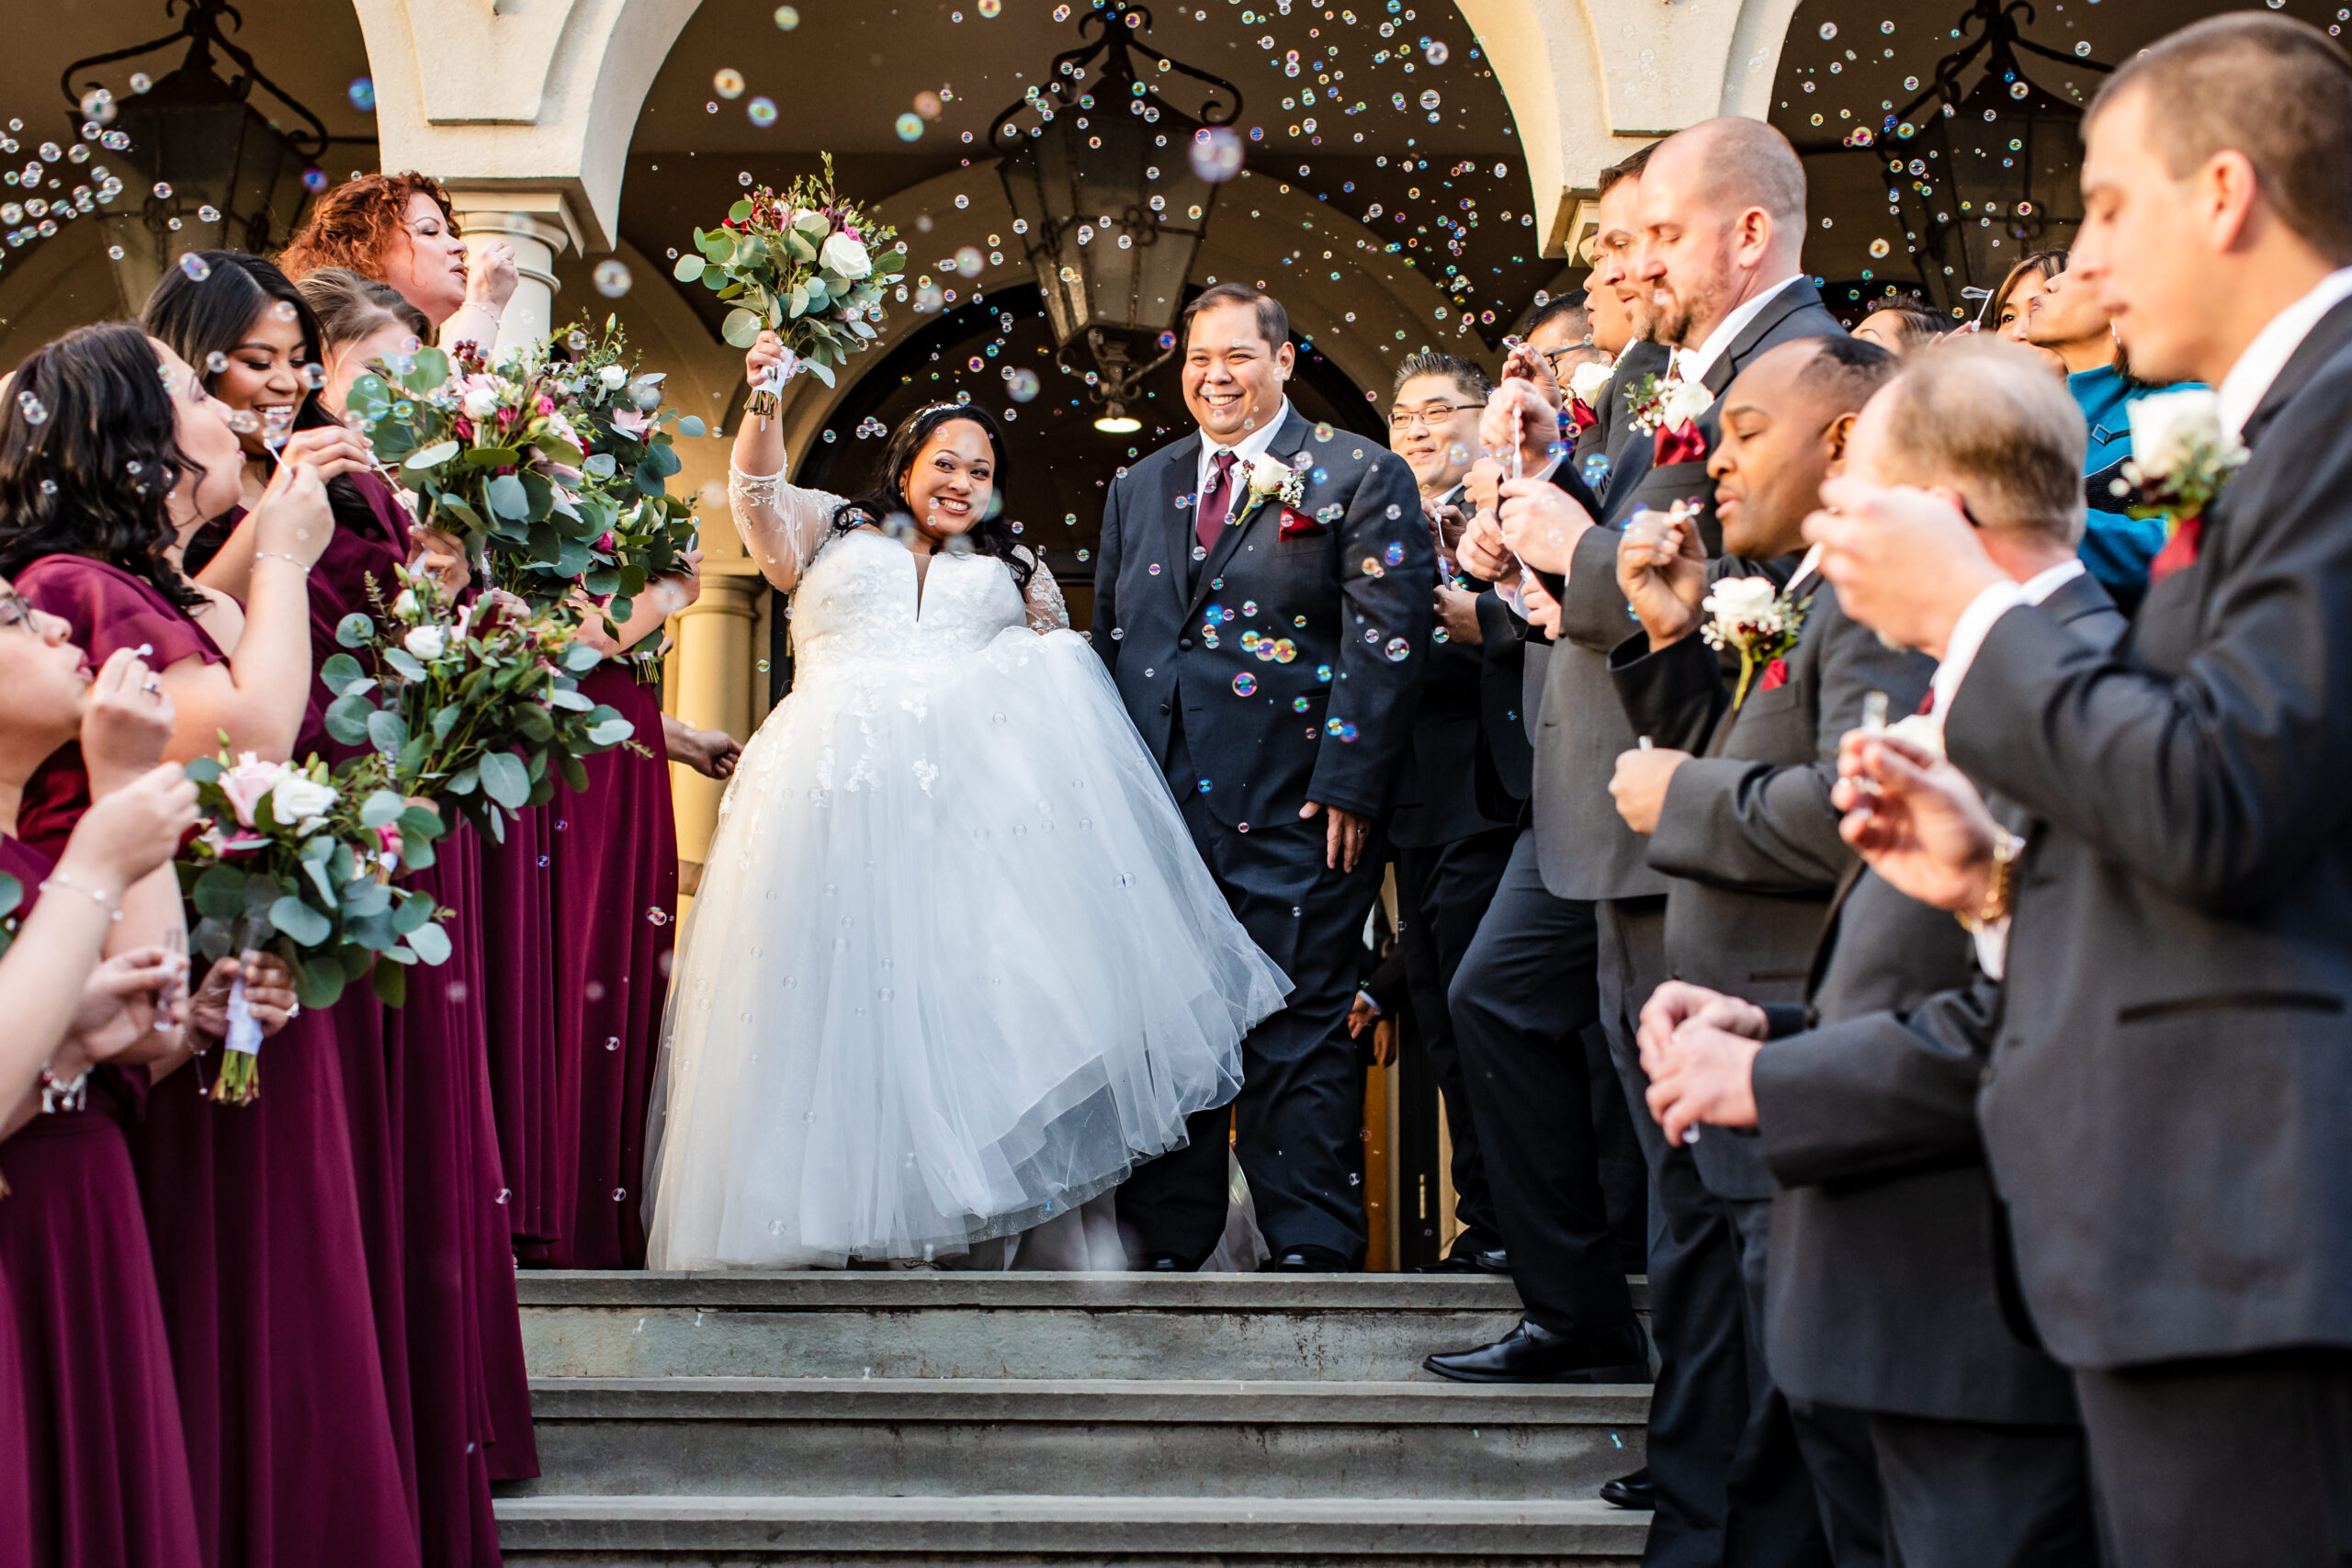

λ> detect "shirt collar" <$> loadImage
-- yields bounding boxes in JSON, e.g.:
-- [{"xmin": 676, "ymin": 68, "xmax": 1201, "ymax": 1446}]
[
  {"xmin": 1669, "ymin": 274, "xmax": 1807, "ymax": 389},
  {"xmin": 2017, "ymin": 557, "xmax": 2086, "ymax": 606},
  {"xmin": 1197, "ymin": 399, "xmax": 1295, "ymax": 491},
  {"xmin": 2217, "ymin": 266, "xmax": 2352, "ymax": 443}
]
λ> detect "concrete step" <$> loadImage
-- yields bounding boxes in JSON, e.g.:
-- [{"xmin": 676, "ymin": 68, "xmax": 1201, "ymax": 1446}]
[
  {"xmin": 492, "ymin": 1493, "xmax": 1650, "ymax": 1563},
  {"xmin": 517, "ymin": 1271, "xmax": 1650, "ymax": 1382},
  {"xmin": 503, "ymin": 1378, "xmax": 1651, "ymax": 1501}
]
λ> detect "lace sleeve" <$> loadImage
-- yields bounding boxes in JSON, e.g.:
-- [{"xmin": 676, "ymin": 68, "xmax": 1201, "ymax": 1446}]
[
  {"xmin": 729, "ymin": 461, "xmax": 847, "ymax": 590},
  {"xmin": 1021, "ymin": 552, "xmax": 1069, "ymax": 632}
]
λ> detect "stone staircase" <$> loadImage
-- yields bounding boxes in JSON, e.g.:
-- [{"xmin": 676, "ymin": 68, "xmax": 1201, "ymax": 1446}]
[{"xmin": 495, "ymin": 1272, "xmax": 1653, "ymax": 1563}]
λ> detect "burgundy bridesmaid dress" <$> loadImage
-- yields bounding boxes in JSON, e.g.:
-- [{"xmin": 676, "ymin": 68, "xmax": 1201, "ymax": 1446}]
[
  {"xmin": 475, "ymin": 803, "xmax": 568, "ymax": 1261},
  {"xmin": 0, "ymin": 835, "xmax": 202, "ymax": 1568},
  {"xmin": 15, "ymin": 554, "xmax": 419, "ymax": 1568},
  {"xmin": 546, "ymin": 660, "xmax": 678, "ymax": 1269}
]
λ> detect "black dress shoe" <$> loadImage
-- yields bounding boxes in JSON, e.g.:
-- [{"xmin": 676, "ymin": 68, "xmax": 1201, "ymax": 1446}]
[
  {"xmin": 1412, "ymin": 1247, "xmax": 1510, "ymax": 1275},
  {"xmin": 1261, "ymin": 1245, "xmax": 1353, "ymax": 1272},
  {"xmin": 1599, "ymin": 1466, "xmax": 1655, "ymax": 1509},
  {"xmin": 1132, "ymin": 1252, "xmax": 1193, "ymax": 1272},
  {"xmin": 1423, "ymin": 1317, "xmax": 1652, "ymax": 1384}
]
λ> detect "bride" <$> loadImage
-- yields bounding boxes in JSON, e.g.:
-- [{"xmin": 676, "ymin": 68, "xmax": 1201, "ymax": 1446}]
[{"xmin": 641, "ymin": 333, "xmax": 1289, "ymax": 1270}]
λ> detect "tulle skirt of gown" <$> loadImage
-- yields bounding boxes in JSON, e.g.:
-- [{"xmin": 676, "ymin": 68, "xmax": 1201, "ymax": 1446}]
[{"xmin": 643, "ymin": 625, "xmax": 1288, "ymax": 1269}]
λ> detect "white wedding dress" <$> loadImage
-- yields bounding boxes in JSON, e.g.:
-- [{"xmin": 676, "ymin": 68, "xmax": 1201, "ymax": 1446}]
[{"xmin": 642, "ymin": 472, "xmax": 1289, "ymax": 1269}]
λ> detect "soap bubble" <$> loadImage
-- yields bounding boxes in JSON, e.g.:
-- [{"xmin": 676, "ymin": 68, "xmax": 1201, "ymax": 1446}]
[
  {"xmin": 2075, "ymin": 39, "xmax": 2092, "ymax": 56},
  {"xmin": 1869, "ymin": 239, "xmax": 1891, "ymax": 258},
  {"xmin": 1818, "ymin": 21, "xmax": 1838, "ymax": 39},
  {"xmin": 153, "ymin": 181, "xmax": 173, "ymax": 199},
  {"xmin": 1005, "ymin": 367, "xmax": 1040, "ymax": 401},
  {"xmin": 129, "ymin": 72, "xmax": 153, "ymax": 95},
  {"xmin": 594, "ymin": 258, "xmax": 633, "ymax": 298},
  {"xmin": 955, "ymin": 246, "xmax": 984, "ymax": 276},
  {"xmin": 1423, "ymin": 39, "xmax": 1448, "ymax": 64},
  {"xmin": 348, "ymin": 77, "xmax": 377, "ymax": 112},
  {"xmin": 774, "ymin": 4, "xmax": 799, "ymax": 25},
  {"xmin": 15, "ymin": 390, "xmax": 48, "ymax": 425},
  {"xmin": 303, "ymin": 167, "xmax": 328, "ymax": 193},
  {"xmin": 79, "ymin": 89, "xmax": 114, "ymax": 127},
  {"xmin": 979, "ymin": 0, "xmax": 1002, "ymax": 14},
  {"xmin": 749, "ymin": 96, "xmax": 777, "ymax": 127},
  {"xmin": 896, "ymin": 113, "xmax": 925, "ymax": 141},
  {"xmin": 1385, "ymin": 637, "xmax": 1411, "ymax": 661},
  {"xmin": 1419, "ymin": 89, "xmax": 1442, "ymax": 111},
  {"xmin": 1190, "ymin": 125, "xmax": 1244, "ymax": 183},
  {"xmin": 713, "ymin": 68, "xmax": 746, "ymax": 98},
  {"xmin": 198, "ymin": 204, "xmax": 220, "ymax": 222},
  {"xmin": 178, "ymin": 253, "xmax": 211, "ymax": 281},
  {"xmin": 1232, "ymin": 673, "xmax": 1258, "ymax": 697}
]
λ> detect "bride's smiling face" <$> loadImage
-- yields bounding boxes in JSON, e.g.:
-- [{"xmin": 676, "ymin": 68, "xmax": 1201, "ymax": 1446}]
[{"xmin": 901, "ymin": 418, "xmax": 995, "ymax": 536}]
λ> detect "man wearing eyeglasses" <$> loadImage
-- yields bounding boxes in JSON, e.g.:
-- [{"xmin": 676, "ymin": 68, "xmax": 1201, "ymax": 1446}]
[{"xmin": 1379, "ymin": 351, "xmax": 1526, "ymax": 1274}]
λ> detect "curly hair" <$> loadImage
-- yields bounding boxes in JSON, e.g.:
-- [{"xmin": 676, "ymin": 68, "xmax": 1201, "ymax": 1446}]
[
  {"xmin": 277, "ymin": 171, "xmax": 458, "ymax": 283},
  {"xmin": 831, "ymin": 402, "xmax": 1031, "ymax": 594},
  {"xmin": 0, "ymin": 321, "xmax": 209, "ymax": 612}
]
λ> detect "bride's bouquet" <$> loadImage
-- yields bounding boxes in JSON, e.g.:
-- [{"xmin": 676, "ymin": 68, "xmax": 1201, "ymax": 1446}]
[
  {"xmin": 341, "ymin": 344, "xmax": 623, "ymax": 610},
  {"xmin": 178, "ymin": 745, "xmax": 452, "ymax": 1100},
  {"xmin": 321, "ymin": 565, "xmax": 639, "ymax": 842},
  {"xmin": 671, "ymin": 152, "xmax": 908, "ymax": 417},
  {"xmin": 556, "ymin": 317, "xmax": 707, "ymax": 649}
]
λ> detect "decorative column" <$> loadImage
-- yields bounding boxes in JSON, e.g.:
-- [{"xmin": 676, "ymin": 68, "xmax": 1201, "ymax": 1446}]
[
  {"xmin": 669, "ymin": 568, "xmax": 763, "ymax": 875},
  {"xmin": 443, "ymin": 189, "xmax": 582, "ymax": 355}
]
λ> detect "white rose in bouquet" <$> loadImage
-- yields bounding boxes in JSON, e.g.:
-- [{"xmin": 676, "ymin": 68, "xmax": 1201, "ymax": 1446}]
[
  {"xmin": 597, "ymin": 364, "xmax": 629, "ymax": 390},
  {"xmin": 404, "ymin": 625, "xmax": 450, "ymax": 660},
  {"xmin": 820, "ymin": 230, "xmax": 874, "ymax": 279},
  {"xmin": 460, "ymin": 383, "xmax": 502, "ymax": 420},
  {"xmin": 268, "ymin": 772, "xmax": 340, "ymax": 833}
]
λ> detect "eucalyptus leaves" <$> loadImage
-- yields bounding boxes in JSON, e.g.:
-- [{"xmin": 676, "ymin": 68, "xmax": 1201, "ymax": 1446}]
[{"xmin": 672, "ymin": 154, "xmax": 908, "ymax": 416}]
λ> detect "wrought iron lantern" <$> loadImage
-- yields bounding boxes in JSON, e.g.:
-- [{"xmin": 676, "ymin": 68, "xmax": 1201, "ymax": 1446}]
[
  {"xmin": 1884, "ymin": 0, "xmax": 2109, "ymax": 316},
  {"xmin": 60, "ymin": 0, "xmax": 328, "ymax": 314},
  {"xmin": 989, "ymin": 3, "xmax": 1241, "ymax": 432}
]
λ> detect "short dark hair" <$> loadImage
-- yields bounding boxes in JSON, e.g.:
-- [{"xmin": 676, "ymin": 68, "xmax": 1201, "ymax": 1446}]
[
  {"xmin": 1796, "ymin": 333, "xmax": 1898, "ymax": 410},
  {"xmin": 1522, "ymin": 290, "xmax": 1589, "ymax": 343},
  {"xmin": 2089, "ymin": 13, "xmax": 2352, "ymax": 265},
  {"xmin": 1593, "ymin": 143, "xmax": 1654, "ymax": 200},
  {"xmin": 1392, "ymin": 351, "xmax": 1491, "ymax": 405},
  {"xmin": 1855, "ymin": 293, "xmax": 1949, "ymax": 355},
  {"xmin": 1182, "ymin": 282, "xmax": 1288, "ymax": 354}
]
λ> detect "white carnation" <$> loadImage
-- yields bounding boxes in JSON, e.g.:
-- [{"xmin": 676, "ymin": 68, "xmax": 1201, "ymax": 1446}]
[{"xmin": 268, "ymin": 773, "xmax": 339, "ymax": 829}]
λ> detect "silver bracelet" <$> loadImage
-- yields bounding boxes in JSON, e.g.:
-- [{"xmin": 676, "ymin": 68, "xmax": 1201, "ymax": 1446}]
[
  {"xmin": 470, "ymin": 299, "xmax": 504, "ymax": 324},
  {"xmin": 39, "ymin": 1066, "xmax": 89, "ymax": 1114},
  {"xmin": 40, "ymin": 870, "xmax": 122, "ymax": 921},
  {"xmin": 254, "ymin": 550, "xmax": 312, "ymax": 576}
]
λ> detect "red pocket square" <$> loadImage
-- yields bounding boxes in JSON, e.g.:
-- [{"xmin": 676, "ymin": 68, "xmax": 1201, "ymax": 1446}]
[
  {"xmin": 1757, "ymin": 657, "xmax": 1790, "ymax": 694},
  {"xmin": 1655, "ymin": 420, "xmax": 1709, "ymax": 468},
  {"xmin": 1277, "ymin": 507, "xmax": 1326, "ymax": 539}
]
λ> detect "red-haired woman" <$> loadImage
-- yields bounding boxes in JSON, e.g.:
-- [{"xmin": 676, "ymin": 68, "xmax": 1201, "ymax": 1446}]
[{"xmin": 277, "ymin": 172, "xmax": 515, "ymax": 355}]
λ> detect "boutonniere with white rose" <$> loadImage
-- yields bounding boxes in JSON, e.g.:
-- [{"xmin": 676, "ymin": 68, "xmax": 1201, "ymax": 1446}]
[
  {"xmin": 2108, "ymin": 387, "xmax": 2248, "ymax": 583},
  {"xmin": 177, "ymin": 746, "xmax": 453, "ymax": 1101},
  {"xmin": 1566, "ymin": 358, "xmax": 1615, "ymax": 434},
  {"xmin": 1234, "ymin": 450, "xmax": 1308, "ymax": 526},
  {"xmin": 1700, "ymin": 571, "xmax": 1812, "ymax": 711}
]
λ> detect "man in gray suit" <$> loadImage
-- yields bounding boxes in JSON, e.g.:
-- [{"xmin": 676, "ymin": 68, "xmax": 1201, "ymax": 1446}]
[
  {"xmin": 1804, "ymin": 17, "xmax": 2352, "ymax": 1562},
  {"xmin": 1467, "ymin": 118, "xmax": 1849, "ymax": 1564},
  {"xmin": 1641, "ymin": 342, "xmax": 2122, "ymax": 1568},
  {"xmin": 1605, "ymin": 333, "xmax": 1928, "ymax": 1568}
]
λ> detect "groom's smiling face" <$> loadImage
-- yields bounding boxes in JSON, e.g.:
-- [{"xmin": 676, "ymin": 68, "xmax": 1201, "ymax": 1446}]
[{"xmin": 1182, "ymin": 300, "xmax": 1295, "ymax": 446}]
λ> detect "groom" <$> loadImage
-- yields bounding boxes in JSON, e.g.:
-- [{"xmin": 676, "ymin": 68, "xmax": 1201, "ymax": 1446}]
[{"xmin": 1094, "ymin": 282, "xmax": 1431, "ymax": 1269}]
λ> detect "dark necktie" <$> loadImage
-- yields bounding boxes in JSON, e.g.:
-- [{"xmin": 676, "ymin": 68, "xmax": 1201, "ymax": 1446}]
[{"xmin": 1196, "ymin": 449, "xmax": 1238, "ymax": 558}]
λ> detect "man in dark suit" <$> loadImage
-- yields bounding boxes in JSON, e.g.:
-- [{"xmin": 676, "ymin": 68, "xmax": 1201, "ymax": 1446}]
[
  {"xmin": 1642, "ymin": 342, "xmax": 2122, "ymax": 1568},
  {"xmin": 1604, "ymin": 333, "xmax": 1925, "ymax": 1568},
  {"xmin": 1382, "ymin": 348, "xmax": 1521, "ymax": 1272},
  {"xmin": 1804, "ymin": 18, "xmax": 2352, "ymax": 1562},
  {"xmin": 1470, "ymin": 118, "xmax": 1849, "ymax": 1562},
  {"xmin": 1093, "ymin": 282, "xmax": 1431, "ymax": 1272}
]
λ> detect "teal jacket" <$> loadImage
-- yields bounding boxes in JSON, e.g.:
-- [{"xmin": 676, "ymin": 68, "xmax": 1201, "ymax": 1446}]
[{"xmin": 2074, "ymin": 365, "xmax": 2196, "ymax": 615}]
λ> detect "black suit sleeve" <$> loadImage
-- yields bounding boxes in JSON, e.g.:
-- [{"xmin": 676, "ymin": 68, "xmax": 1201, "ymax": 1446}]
[
  {"xmin": 1751, "ymin": 972, "xmax": 2000, "ymax": 1189},
  {"xmin": 1946, "ymin": 384, "xmax": 2352, "ymax": 916},
  {"xmin": 1608, "ymin": 627, "xmax": 1728, "ymax": 758},
  {"xmin": 1309, "ymin": 449, "xmax": 1435, "ymax": 818},
  {"xmin": 1091, "ymin": 470, "xmax": 1127, "ymax": 674}
]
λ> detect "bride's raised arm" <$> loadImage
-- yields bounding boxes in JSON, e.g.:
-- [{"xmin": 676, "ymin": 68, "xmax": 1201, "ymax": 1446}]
[{"xmin": 729, "ymin": 332, "xmax": 847, "ymax": 594}]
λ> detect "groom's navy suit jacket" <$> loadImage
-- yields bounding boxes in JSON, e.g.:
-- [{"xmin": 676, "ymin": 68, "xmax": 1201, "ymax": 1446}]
[{"xmin": 1092, "ymin": 408, "xmax": 1432, "ymax": 842}]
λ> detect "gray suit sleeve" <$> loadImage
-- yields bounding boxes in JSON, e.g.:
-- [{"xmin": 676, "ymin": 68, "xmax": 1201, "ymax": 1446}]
[
  {"xmin": 1091, "ymin": 474, "xmax": 1125, "ymax": 673},
  {"xmin": 1555, "ymin": 525, "xmax": 1634, "ymax": 654},
  {"xmin": 1946, "ymin": 387, "xmax": 2352, "ymax": 915},
  {"xmin": 1752, "ymin": 972, "xmax": 2000, "ymax": 1188},
  {"xmin": 1647, "ymin": 597, "xmax": 1927, "ymax": 894}
]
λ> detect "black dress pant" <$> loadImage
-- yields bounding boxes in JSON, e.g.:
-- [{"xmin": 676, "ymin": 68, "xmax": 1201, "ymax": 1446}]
[
  {"xmin": 1599, "ymin": 897, "xmax": 1830, "ymax": 1568},
  {"xmin": 1446, "ymin": 831, "xmax": 1636, "ymax": 1338},
  {"xmin": 1394, "ymin": 829, "xmax": 1515, "ymax": 1254},
  {"xmin": 1118, "ymin": 716, "xmax": 1385, "ymax": 1267},
  {"xmin": 1867, "ymin": 1410, "xmax": 2096, "ymax": 1568},
  {"xmin": 2073, "ymin": 1348, "xmax": 2352, "ymax": 1568}
]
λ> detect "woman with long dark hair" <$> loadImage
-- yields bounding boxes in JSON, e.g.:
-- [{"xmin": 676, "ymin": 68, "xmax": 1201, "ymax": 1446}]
[
  {"xmin": 640, "ymin": 332, "xmax": 1286, "ymax": 1271},
  {"xmin": 147, "ymin": 253, "xmax": 539, "ymax": 1551},
  {"xmin": 0, "ymin": 321, "xmax": 419, "ymax": 1568}
]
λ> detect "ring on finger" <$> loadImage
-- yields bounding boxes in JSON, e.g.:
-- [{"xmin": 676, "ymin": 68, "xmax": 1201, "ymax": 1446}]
[{"xmin": 141, "ymin": 678, "xmax": 162, "ymax": 695}]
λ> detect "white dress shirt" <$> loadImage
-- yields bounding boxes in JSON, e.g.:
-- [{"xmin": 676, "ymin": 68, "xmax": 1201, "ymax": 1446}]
[
  {"xmin": 1193, "ymin": 398, "xmax": 1295, "ymax": 531},
  {"xmin": 1669, "ymin": 274, "xmax": 1809, "ymax": 390},
  {"xmin": 1487, "ymin": 455, "xmax": 1563, "ymax": 620}
]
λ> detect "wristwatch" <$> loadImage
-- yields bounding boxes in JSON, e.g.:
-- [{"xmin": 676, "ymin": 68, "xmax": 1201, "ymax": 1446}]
[{"xmin": 1957, "ymin": 824, "xmax": 2025, "ymax": 934}]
